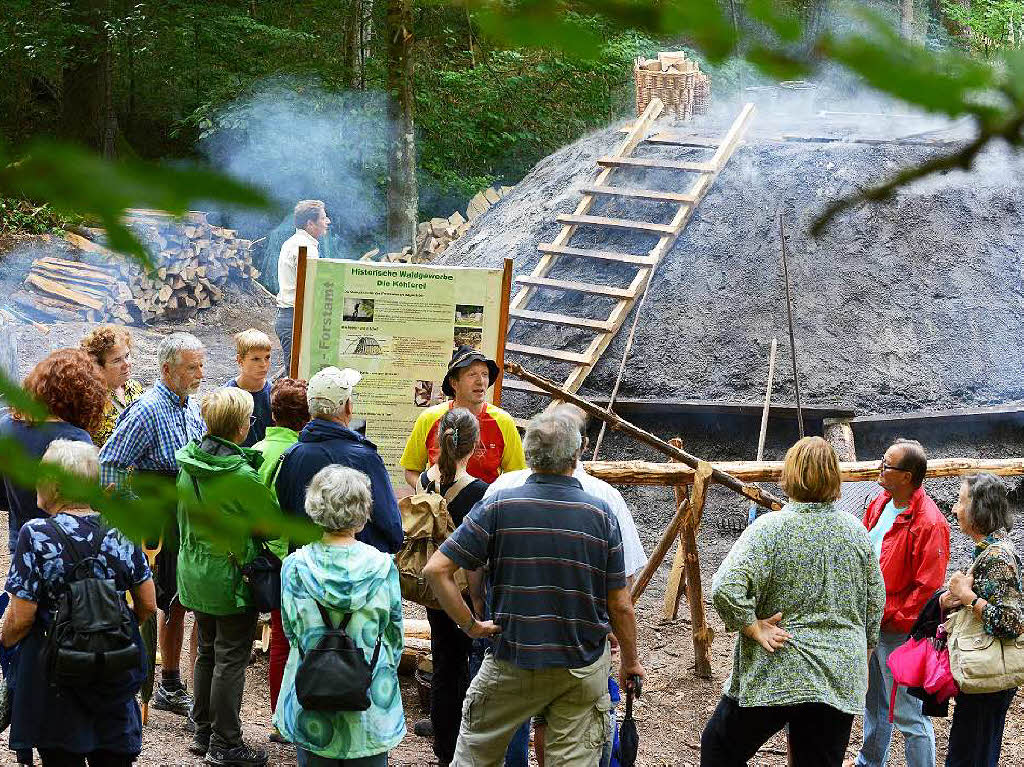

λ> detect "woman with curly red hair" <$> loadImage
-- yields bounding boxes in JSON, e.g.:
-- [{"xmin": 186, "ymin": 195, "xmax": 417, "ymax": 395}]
[
  {"xmin": 0, "ymin": 348, "xmax": 108, "ymax": 552},
  {"xmin": 80, "ymin": 324, "xmax": 145, "ymax": 447}
]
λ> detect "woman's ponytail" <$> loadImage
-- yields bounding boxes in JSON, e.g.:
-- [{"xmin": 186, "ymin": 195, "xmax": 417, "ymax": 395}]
[{"xmin": 436, "ymin": 408, "xmax": 481, "ymax": 486}]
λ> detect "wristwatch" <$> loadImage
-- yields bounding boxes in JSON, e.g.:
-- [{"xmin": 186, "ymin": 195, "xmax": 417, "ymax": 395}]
[{"xmin": 459, "ymin": 616, "xmax": 477, "ymax": 634}]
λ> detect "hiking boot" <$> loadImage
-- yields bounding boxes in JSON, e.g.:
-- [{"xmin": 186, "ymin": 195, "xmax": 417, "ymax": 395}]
[
  {"xmin": 413, "ymin": 718, "xmax": 434, "ymax": 737},
  {"xmin": 188, "ymin": 731, "xmax": 210, "ymax": 757},
  {"xmin": 152, "ymin": 683, "xmax": 193, "ymax": 716},
  {"xmin": 205, "ymin": 741, "xmax": 268, "ymax": 767}
]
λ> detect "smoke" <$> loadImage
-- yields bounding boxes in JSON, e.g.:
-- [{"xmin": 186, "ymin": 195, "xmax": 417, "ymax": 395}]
[{"xmin": 198, "ymin": 78, "xmax": 392, "ymax": 268}]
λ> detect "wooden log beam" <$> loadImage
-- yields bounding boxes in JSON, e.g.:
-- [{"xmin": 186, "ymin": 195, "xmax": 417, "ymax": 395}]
[
  {"xmin": 505, "ymin": 361, "xmax": 785, "ymax": 510},
  {"xmin": 584, "ymin": 457, "xmax": 1024, "ymax": 485}
]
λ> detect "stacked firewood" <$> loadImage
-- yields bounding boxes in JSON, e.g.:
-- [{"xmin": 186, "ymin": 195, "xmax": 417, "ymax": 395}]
[
  {"xmin": 361, "ymin": 185, "xmax": 514, "ymax": 264},
  {"xmin": 19, "ymin": 210, "xmax": 258, "ymax": 324}
]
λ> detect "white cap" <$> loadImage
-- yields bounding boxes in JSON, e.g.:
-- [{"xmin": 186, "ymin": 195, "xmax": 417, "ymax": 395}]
[{"xmin": 307, "ymin": 366, "xmax": 362, "ymax": 409}]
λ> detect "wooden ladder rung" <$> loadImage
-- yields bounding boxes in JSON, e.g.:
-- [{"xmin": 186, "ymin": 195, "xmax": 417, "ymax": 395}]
[
  {"xmin": 537, "ymin": 243, "xmax": 656, "ymax": 266},
  {"xmin": 596, "ymin": 156, "xmax": 715, "ymax": 172},
  {"xmin": 509, "ymin": 308, "xmax": 614, "ymax": 332},
  {"xmin": 505, "ymin": 343, "xmax": 592, "ymax": 365},
  {"xmin": 645, "ymin": 133, "xmax": 722, "ymax": 148},
  {"xmin": 500, "ymin": 379, "xmax": 549, "ymax": 394},
  {"xmin": 514, "ymin": 274, "xmax": 638, "ymax": 299},
  {"xmin": 556, "ymin": 214, "xmax": 676, "ymax": 235},
  {"xmin": 579, "ymin": 185, "xmax": 697, "ymax": 204}
]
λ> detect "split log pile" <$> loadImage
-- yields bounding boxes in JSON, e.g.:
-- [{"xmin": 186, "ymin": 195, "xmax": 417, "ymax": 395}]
[
  {"xmin": 361, "ymin": 185, "xmax": 514, "ymax": 264},
  {"xmin": 19, "ymin": 210, "xmax": 258, "ymax": 324},
  {"xmin": 634, "ymin": 51, "xmax": 711, "ymax": 119}
]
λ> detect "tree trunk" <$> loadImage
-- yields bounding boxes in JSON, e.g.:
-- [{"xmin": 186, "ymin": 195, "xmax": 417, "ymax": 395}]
[
  {"xmin": 386, "ymin": 0, "xmax": 418, "ymax": 254},
  {"xmin": 901, "ymin": 0, "xmax": 915, "ymax": 39},
  {"xmin": 61, "ymin": 0, "xmax": 118, "ymax": 157}
]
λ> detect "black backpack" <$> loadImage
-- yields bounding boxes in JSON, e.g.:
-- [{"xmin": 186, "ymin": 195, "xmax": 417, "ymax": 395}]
[
  {"xmin": 295, "ymin": 600, "xmax": 381, "ymax": 712},
  {"xmin": 45, "ymin": 520, "xmax": 141, "ymax": 687}
]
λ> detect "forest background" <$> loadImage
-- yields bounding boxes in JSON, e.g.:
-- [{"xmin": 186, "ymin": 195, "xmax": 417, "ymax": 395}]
[{"xmin": 1, "ymin": 0, "xmax": 1014, "ymax": 260}]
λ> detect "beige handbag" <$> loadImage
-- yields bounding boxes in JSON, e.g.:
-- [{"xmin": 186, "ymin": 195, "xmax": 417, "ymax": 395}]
[{"xmin": 945, "ymin": 543, "xmax": 1024, "ymax": 694}]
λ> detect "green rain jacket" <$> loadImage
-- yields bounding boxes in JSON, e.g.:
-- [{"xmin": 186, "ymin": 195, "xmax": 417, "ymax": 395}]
[
  {"xmin": 175, "ymin": 435, "xmax": 281, "ymax": 615},
  {"xmin": 252, "ymin": 426, "xmax": 300, "ymax": 560}
]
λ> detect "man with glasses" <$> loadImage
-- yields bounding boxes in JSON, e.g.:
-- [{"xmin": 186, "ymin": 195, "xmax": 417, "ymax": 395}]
[
  {"xmin": 854, "ymin": 438, "xmax": 949, "ymax": 767},
  {"xmin": 273, "ymin": 366, "xmax": 403, "ymax": 554}
]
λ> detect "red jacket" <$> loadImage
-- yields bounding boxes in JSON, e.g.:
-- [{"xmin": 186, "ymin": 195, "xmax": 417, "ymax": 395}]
[{"xmin": 863, "ymin": 486, "xmax": 950, "ymax": 634}]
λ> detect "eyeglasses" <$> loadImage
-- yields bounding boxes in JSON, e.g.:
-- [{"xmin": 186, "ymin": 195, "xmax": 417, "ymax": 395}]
[{"xmin": 880, "ymin": 461, "xmax": 911, "ymax": 474}]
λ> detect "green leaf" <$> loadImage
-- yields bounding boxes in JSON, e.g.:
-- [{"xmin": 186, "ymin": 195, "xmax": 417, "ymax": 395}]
[
  {"xmin": 0, "ymin": 141, "xmax": 270, "ymax": 266},
  {"xmin": 0, "ymin": 368, "xmax": 48, "ymax": 422}
]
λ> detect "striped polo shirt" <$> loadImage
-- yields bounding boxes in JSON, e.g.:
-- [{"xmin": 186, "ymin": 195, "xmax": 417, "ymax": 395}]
[{"xmin": 440, "ymin": 473, "xmax": 625, "ymax": 670}]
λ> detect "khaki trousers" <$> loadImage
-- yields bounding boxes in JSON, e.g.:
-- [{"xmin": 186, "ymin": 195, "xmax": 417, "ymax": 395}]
[{"xmin": 452, "ymin": 645, "xmax": 612, "ymax": 767}]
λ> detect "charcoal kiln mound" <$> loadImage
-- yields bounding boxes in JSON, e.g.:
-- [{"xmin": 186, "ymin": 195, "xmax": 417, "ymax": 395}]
[{"xmin": 437, "ymin": 111, "xmax": 1024, "ymax": 421}]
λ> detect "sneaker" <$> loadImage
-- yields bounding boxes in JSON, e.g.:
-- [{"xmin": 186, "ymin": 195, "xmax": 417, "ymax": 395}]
[
  {"xmin": 152, "ymin": 684, "xmax": 193, "ymax": 716},
  {"xmin": 413, "ymin": 718, "xmax": 434, "ymax": 737},
  {"xmin": 205, "ymin": 741, "xmax": 268, "ymax": 767},
  {"xmin": 188, "ymin": 732, "xmax": 210, "ymax": 757}
]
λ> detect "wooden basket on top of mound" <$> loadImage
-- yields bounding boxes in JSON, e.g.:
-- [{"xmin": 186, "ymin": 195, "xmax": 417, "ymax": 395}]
[{"xmin": 634, "ymin": 52, "xmax": 711, "ymax": 120}]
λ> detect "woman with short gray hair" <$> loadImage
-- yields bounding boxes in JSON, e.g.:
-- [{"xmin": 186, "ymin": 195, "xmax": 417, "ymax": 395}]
[
  {"xmin": 274, "ymin": 465, "xmax": 405, "ymax": 766},
  {"xmin": 941, "ymin": 472, "xmax": 1024, "ymax": 766}
]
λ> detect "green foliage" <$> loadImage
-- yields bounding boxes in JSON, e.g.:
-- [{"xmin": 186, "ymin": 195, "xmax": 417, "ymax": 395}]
[
  {"xmin": 417, "ymin": 27, "xmax": 658, "ymax": 196},
  {"xmin": 943, "ymin": 0, "xmax": 1024, "ymax": 55},
  {"xmin": 0, "ymin": 198, "xmax": 81, "ymax": 236}
]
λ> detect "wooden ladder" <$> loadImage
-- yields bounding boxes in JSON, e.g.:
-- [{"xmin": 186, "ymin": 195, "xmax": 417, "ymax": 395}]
[{"xmin": 503, "ymin": 100, "xmax": 757, "ymax": 410}]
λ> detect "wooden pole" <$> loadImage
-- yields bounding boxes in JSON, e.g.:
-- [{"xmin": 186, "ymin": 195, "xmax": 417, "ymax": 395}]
[
  {"xmin": 505, "ymin": 361, "xmax": 784, "ymax": 510},
  {"xmin": 584, "ymin": 456, "xmax": 1024, "ymax": 485},
  {"xmin": 749, "ymin": 337, "xmax": 778, "ymax": 524},
  {"xmin": 632, "ymin": 495, "xmax": 688, "ymax": 604},
  {"xmin": 779, "ymin": 214, "xmax": 804, "ymax": 438},
  {"xmin": 664, "ymin": 456, "xmax": 712, "ymax": 619},
  {"xmin": 492, "ymin": 258, "xmax": 513, "ymax": 405},
  {"xmin": 289, "ymin": 246, "xmax": 309, "ymax": 379}
]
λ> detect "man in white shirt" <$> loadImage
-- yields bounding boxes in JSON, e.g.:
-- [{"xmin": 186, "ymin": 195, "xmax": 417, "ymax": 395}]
[
  {"xmin": 483, "ymin": 403, "xmax": 647, "ymax": 579},
  {"xmin": 275, "ymin": 199, "xmax": 331, "ymax": 368}
]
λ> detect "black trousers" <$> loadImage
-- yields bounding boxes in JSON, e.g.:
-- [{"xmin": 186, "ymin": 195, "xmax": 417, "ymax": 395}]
[
  {"xmin": 945, "ymin": 687, "xmax": 1017, "ymax": 767},
  {"xmin": 700, "ymin": 695, "xmax": 853, "ymax": 767},
  {"xmin": 38, "ymin": 750, "xmax": 133, "ymax": 767},
  {"xmin": 426, "ymin": 607, "xmax": 473, "ymax": 765},
  {"xmin": 192, "ymin": 609, "xmax": 260, "ymax": 750}
]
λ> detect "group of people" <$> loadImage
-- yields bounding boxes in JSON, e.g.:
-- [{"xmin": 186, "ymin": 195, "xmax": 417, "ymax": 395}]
[
  {"xmin": 704, "ymin": 436, "xmax": 1023, "ymax": 767},
  {"xmin": 0, "ymin": 243, "xmax": 1021, "ymax": 766},
  {"xmin": 0, "ymin": 327, "xmax": 649, "ymax": 767}
]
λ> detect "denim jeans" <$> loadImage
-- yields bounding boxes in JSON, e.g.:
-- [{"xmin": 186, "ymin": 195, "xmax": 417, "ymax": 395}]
[
  {"xmin": 856, "ymin": 630, "xmax": 935, "ymax": 767},
  {"xmin": 945, "ymin": 687, "xmax": 1016, "ymax": 766},
  {"xmin": 469, "ymin": 639, "xmax": 530, "ymax": 767},
  {"xmin": 275, "ymin": 307, "xmax": 294, "ymax": 370}
]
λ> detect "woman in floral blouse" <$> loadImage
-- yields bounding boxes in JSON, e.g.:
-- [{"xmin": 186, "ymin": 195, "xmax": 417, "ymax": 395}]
[
  {"xmin": 80, "ymin": 324, "xmax": 145, "ymax": 448},
  {"xmin": 940, "ymin": 472, "xmax": 1024, "ymax": 766},
  {"xmin": 702, "ymin": 436, "xmax": 886, "ymax": 767}
]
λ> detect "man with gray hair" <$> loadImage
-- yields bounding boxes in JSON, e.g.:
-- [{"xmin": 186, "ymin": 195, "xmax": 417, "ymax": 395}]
[
  {"xmin": 274, "ymin": 366, "xmax": 403, "ymax": 553},
  {"xmin": 98, "ymin": 331, "xmax": 207, "ymax": 717},
  {"xmin": 424, "ymin": 411, "xmax": 644, "ymax": 766}
]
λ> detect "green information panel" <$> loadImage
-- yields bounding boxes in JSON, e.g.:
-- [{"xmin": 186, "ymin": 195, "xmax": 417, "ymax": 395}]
[{"xmin": 296, "ymin": 258, "xmax": 508, "ymax": 490}]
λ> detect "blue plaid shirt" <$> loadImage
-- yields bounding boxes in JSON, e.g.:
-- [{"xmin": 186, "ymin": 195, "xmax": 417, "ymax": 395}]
[{"xmin": 98, "ymin": 380, "xmax": 206, "ymax": 489}]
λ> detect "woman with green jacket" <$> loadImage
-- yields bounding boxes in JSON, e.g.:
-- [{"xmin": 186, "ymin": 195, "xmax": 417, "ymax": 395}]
[{"xmin": 176, "ymin": 386, "xmax": 281, "ymax": 767}]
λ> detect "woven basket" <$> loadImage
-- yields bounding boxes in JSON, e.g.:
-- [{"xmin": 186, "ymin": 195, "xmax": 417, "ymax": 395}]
[{"xmin": 634, "ymin": 60, "xmax": 710, "ymax": 120}]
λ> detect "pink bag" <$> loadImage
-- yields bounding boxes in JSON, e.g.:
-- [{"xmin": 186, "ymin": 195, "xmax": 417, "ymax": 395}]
[{"xmin": 887, "ymin": 633, "xmax": 959, "ymax": 722}]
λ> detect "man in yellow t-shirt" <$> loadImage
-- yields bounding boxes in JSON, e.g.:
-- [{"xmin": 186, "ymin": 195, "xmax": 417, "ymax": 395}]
[{"xmin": 401, "ymin": 346, "xmax": 524, "ymax": 490}]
